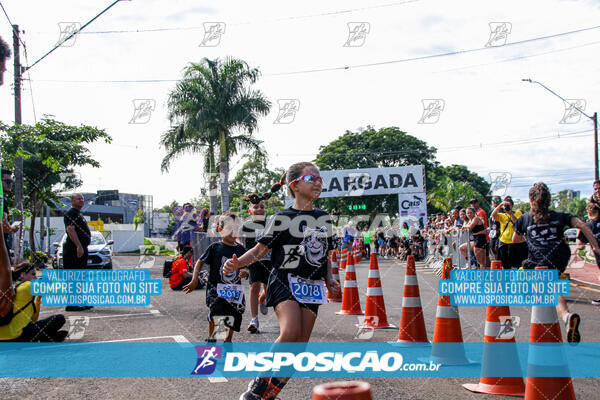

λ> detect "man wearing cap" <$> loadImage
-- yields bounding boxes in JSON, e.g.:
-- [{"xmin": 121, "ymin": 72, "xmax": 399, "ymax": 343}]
[
  {"xmin": 488, "ymin": 196, "xmax": 502, "ymax": 260},
  {"xmin": 491, "ymin": 196, "xmax": 526, "ymax": 269}
]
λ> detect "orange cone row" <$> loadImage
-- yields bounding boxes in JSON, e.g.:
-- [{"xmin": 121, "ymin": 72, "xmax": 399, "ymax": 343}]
[
  {"xmin": 327, "ymin": 251, "xmax": 342, "ymax": 303},
  {"xmin": 336, "ymin": 252, "xmax": 363, "ymax": 315}
]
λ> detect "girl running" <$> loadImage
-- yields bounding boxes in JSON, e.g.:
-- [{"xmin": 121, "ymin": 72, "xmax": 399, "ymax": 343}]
[
  {"xmin": 223, "ymin": 162, "xmax": 341, "ymax": 400},
  {"xmin": 184, "ymin": 212, "xmax": 248, "ymax": 342},
  {"xmin": 239, "ymin": 192, "xmax": 273, "ymax": 333},
  {"xmin": 514, "ymin": 182, "xmax": 600, "ymax": 342}
]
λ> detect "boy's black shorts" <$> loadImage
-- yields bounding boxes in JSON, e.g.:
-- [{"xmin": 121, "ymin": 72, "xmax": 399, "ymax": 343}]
[{"xmin": 208, "ymin": 297, "xmax": 243, "ymax": 332}]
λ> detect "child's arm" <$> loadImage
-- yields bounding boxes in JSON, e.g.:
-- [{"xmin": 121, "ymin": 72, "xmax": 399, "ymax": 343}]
[
  {"xmin": 572, "ymin": 217, "xmax": 600, "ymax": 255},
  {"xmin": 223, "ymin": 243, "xmax": 269, "ymax": 274},
  {"xmin": 183, "ymin": 259, "xmax": 204, "ymax": 293}
]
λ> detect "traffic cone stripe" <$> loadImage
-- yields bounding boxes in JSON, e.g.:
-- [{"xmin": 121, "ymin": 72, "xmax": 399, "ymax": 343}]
[
  {"xmin": 344, "ymin": 281, "xmax": 358, "ymax": 288},
  {"xmin": 531, "ymin": 308, "xmax": 559, "ymax": 324},
  {"xmin": 367, "ymin": 270, "xmax": 381, "ymax": 278},
  {"xmin": 404, "ymin": 275, "xmax": 418, "ymax": 285},
  {"xmin": 366, "ymin": 287, "xmax": 384, "ymax": 296},
  {"xmin": 402, "ymin": 297, "xmax": 422, "ymax": 308},
  {"xmin": 483, "ymin": 322, "xmax": 503, "ymax": 337},
  {"xmin": 436, "ymin": 305, "xmax": 459, "ymax": 319}
]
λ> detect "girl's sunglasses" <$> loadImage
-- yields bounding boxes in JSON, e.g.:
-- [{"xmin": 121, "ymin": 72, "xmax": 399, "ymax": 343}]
[{"xmin": 291, "ymin": 174, "xmax": 323, "ymax": 185}]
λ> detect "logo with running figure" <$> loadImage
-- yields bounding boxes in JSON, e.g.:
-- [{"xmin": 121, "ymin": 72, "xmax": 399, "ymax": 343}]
[
  {"xmin": 418, "ymin": 99, "xmax": 445, "ymax": 124},
  {"xmin": 273, "ymin": 99, "xmax": 300, "ymax": 124},
  {"xmin": 485, "ymin": 22, "xmax": 512, "ymax": 47},
  {"xmin": 343, "ymin": 22, "xmax": 371, "ymax": 47},
  {"xmin": 191, "ymin": 345, "xmax": 223, "ymax": 375},
  {"xmin": 496, "ymin": 316, "xmax": 520, "ymax": 340},
  {"xmin": 129, "ymin": 99, "xmax": 156, "ymax": 124},
  {"xmin": 199, "ymin": 22, "xmax": 226, "ymax": 47},
  {"xmin": 57, "ymin": 22, "xmax": 80, "ymax": 47},
  {"xmin": 559, "ymin": 99, "xmax": 586, "ymax": 124}
]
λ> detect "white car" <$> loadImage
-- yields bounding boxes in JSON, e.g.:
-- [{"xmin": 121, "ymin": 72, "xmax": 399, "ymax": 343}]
[
  {"xmin": 53, "ymin": 231, "xmax": 114, "ymax": 269},
  {"xmin": 564, "ymin": 228, "xmax": 578, "ymax": 242}
]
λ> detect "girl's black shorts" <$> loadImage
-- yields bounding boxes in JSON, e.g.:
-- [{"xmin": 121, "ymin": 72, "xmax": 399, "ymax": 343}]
[{"xmin": 266, "ymin": 270, "xmax": 320, "ymax": 315}]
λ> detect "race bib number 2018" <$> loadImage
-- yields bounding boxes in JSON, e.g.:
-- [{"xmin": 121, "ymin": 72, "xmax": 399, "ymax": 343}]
[
  {"xmin": 288, "ymin": 274, "xmax": 328, "ymax": 304},
  {"xmin": 216, "ymin": 284, "xmax": 244, "ymax": 304}
]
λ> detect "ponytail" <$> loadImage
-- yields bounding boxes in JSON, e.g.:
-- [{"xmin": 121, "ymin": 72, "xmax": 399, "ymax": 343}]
[
  {"xmin": 528, "ymin": 182, "xmax": 551, "ymax": 224},
  {"xmin": 242, "ymin": 173, "xmax": 286, "ymax": 205}
]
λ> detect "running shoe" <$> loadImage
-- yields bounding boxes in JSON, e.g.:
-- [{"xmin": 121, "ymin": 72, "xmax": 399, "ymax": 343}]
[
  {"xmin": 591, "ymin": 298, "xmax": 600, "ymax": 305},
  {"xmin": 566, "ymin": 313, "xmax": 581, "ymax": 343},
  {"xmin": 259, "ymin": 297, "xmax": 268, "ymax": 316},
  {"xmin": 263, "ymin": 377, "xmax": 286, "ymax": 400},
  {"xmin": 247, "ymin": 317, "xmax": 259, "ymax": 333},
  {"xmin": 239, "ymin": 377, "xmax": 268, "ymax": 400}
]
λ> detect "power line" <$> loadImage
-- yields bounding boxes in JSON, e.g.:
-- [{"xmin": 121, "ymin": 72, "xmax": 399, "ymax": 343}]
[
  {"xmin": 25, "ymin": 0, "xmax": 124, "ymax": 72},
  {"xmin": 22, "ymin": 24, "xmax": 600, "ymax": 84},
  {"xmin": 29, "ymin": 0, "xmax": 421, "ymax": 35},
  {"xmin": 0, "ymin": 1, "xmax": 26, "ymax": 48}
]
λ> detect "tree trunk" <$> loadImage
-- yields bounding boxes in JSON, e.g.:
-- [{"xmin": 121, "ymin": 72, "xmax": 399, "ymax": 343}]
[
  {"xmin": 218, "ymin": 129, "xmax": 230, "ymax": 212},
  {"xmin": 220, "ymin": 159, "xmax": 230, "ymax": 212},
  {"xmin": 207, "ymin": 143, "xmax": 219, "ymax": 215},
  {"xmin": 29, "ymin": 203, "xmax": 36, "ymax": 254},
  {"xmin": 39, "ymin": 202, "xmax": 45, "ymax": 253}
]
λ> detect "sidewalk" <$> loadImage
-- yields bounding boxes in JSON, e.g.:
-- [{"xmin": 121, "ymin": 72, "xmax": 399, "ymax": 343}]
[{"xmin": 566, "ymin": 253, "xmax": 599, "ymax": 287}]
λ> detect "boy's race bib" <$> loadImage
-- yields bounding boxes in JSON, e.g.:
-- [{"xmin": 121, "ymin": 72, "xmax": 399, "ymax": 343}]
[
  {"xmin": 288, "ymin": 274, "xmax": 328, "ymax": 304},
  {"xmin": 216, "ymin": 284, "xmax": 244, "ymax": 304}
]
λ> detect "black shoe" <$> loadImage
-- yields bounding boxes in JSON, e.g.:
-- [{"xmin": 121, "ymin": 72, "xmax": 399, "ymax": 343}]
[
  {"xmin": 239, "ymin": 377, "xmax": 269, "ymax": 400},
  {"xmin": 53, "ymin": 330, "xmax": 69, "ymax": 342},
  {"xmin": 591, "ymin": 298, "xmax": 600, "ymax": 305},
  {"xmin": 566, "ymin": 313, "xmax": 581, "ymax": 343},
  {"xmin": 65, "ymin": 306, "xmax": 87, "ymax": 312},
  {"xmin": 205, "ymin": 338, "xmax": 217, "ymax": 343},
  {"xmin": 84, "ymin": 306, "xmax": 94, "ymax": 310}
]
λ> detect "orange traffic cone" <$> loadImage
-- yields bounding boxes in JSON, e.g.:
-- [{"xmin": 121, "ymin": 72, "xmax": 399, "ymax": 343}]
[
  {"xmin": 428, "ymin": 257, "xmax": 473, "ymax": 365},
  {"xmin": 358, "ymin": 253, "xmax": 395, "ymax": 329},
  {"xmin": 397, "ymin": 255, "xmax": 429, "ymax": 345},
  {"xmin": 327, "ymin": 251, "xmax": 342, "ymax": 302},
  {"xmin": 340, "ymin": 248, "xmax": 348, "ymax": 270},
  {"xmin": 463, "ymin": 260, "xmax": 525, "ymax": 397},
  {"xmin": 524, "ymin": 267, "xmax": 575, "ymax": 400},
  {"xmin": 313, "ymin": 381, "xmax": 373, "ymax": 400},
  {"xmin": 336, "ymin": 253, "xmax": 363, "ymax": 315}
]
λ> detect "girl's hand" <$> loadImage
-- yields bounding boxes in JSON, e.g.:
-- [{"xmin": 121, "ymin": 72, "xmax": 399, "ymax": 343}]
[
  {"xmin": 223, "ymin": 254, "xmax": 240, "ymax": 275},
  {"xmin": 239, "ymin": 269, "xmax": 249, "ymax": 279},
  {"xmin": 326, "ymin": 278, "xmax": 341, "ymax": 298}
]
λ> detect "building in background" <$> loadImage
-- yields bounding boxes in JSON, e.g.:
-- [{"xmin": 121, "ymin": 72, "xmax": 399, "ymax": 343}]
[{"xmin": 566, "ymin": 189, "xmax": 581, "ymax": 200}]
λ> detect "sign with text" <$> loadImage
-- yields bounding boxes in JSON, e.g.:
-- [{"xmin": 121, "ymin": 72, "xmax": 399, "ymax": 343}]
[
  {"xmin": 398, "ymin": 192, "xmax": 427, "ymax": 225},
  {"xmin": 319, "ymin": 166, "xmax": 424, "ymax": 198}
]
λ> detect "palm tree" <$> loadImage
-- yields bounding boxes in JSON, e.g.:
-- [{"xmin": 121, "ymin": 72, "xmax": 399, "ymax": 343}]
[
  {"xmin": 428, "ymin": 176, "xmax": 483, "ymax": 213},
  {"xmin": 160, "ymin": 57, "xmax": 271, "ymax": 213}
]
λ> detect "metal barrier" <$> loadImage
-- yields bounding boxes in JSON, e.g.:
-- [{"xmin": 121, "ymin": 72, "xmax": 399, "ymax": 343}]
[{"xmin": 424, "ymin": 228, "xmax": 474, "ymax": 271}]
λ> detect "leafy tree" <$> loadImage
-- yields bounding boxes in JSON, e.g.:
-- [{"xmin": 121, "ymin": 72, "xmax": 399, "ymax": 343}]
[
  {"xmin": 553, "ymin": 190, "xmax": 587, "ymax": 220},
  {"xmin": 161, "ymin": 57, "xmax": 271, "ymax": 214},
  {"xmin": 429, "ymin": 165, "xmax": 491, "ymax": 211},
  {"xmin": 314, "ymin": 126, "xmax": 437, "ymax": 217},
  {"xmin": 0, "ymin": 117, "xmax": 111, "ymax": 253},
  {"xmin": 133, "ymin": 209, "xmax": 144, "ymax": 230}
]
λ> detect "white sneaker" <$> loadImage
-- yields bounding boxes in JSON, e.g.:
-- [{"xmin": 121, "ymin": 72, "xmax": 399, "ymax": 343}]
[{"xmin": 247, "ymin": 317, "xmax": 259, "ymax": 333}]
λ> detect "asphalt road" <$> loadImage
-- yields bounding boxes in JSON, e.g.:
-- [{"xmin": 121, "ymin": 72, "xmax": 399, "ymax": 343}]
[{"xmin": 2, "ymin": 254, "xmax": 600, "ymax": 399}]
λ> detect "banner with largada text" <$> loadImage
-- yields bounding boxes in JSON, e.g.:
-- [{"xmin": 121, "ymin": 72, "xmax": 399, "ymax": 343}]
[{"xmin": 318, "ymin": 166, "xmax": 425, "ymax": 198}]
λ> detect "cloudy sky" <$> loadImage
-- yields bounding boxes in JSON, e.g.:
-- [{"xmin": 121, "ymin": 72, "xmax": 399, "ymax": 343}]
[{"xmin": 1, "ymin": 0, "xmax": 599, "ymax": 208}]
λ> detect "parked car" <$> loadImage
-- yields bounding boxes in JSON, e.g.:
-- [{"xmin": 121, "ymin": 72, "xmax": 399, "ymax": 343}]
[
  {"xmin": 564, "ymin": 228, "xmax": 578, "ymax": 242},
  {"xmin": 53, "ymin": 231, "xmax": 114, "ymax": 269}
]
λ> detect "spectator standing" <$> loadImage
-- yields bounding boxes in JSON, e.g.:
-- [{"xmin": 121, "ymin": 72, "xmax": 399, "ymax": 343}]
[
  {"xmin": 2, "ymin": 169, "xmax": 19, "ymax": 253},
  {"xmin": 63, "ymin": 194, "xmax": 92, "ymax": 312},
  {"xmin": 491, "ymin": 196, "xmax": 525, "ymax": 269},
  {"xmin": 488, "ymin": 196, "xmax": 502, "ymax": 260}
]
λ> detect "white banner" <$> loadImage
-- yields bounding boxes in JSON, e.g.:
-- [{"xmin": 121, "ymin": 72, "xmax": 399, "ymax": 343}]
[
  {"xmin": 398, "ymin": 192, "xmax": 427, "ymax": 226},
  {"xmin": 319, "ymin": 166, "xmax": 424, "ymax": 198}
]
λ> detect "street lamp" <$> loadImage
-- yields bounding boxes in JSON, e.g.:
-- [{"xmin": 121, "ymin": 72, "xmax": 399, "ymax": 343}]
[{"xmin": 522, "ymin": 78, "xmax": 599, "ymax": 181}]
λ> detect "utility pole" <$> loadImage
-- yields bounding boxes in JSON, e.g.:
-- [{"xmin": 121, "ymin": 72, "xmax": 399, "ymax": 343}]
[
  {"xmin": 12, "ymin": 24, "xmax": 23, "ymax": 262},
  {"xmin": 522, "ymin": 78, "xmax": 599, "ymax": 181}
]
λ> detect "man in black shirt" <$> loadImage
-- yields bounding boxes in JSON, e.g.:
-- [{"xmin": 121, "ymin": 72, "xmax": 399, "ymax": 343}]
[{"xmin": 63, "ymin": 194, "xmax": 91, "ymax": 312}]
